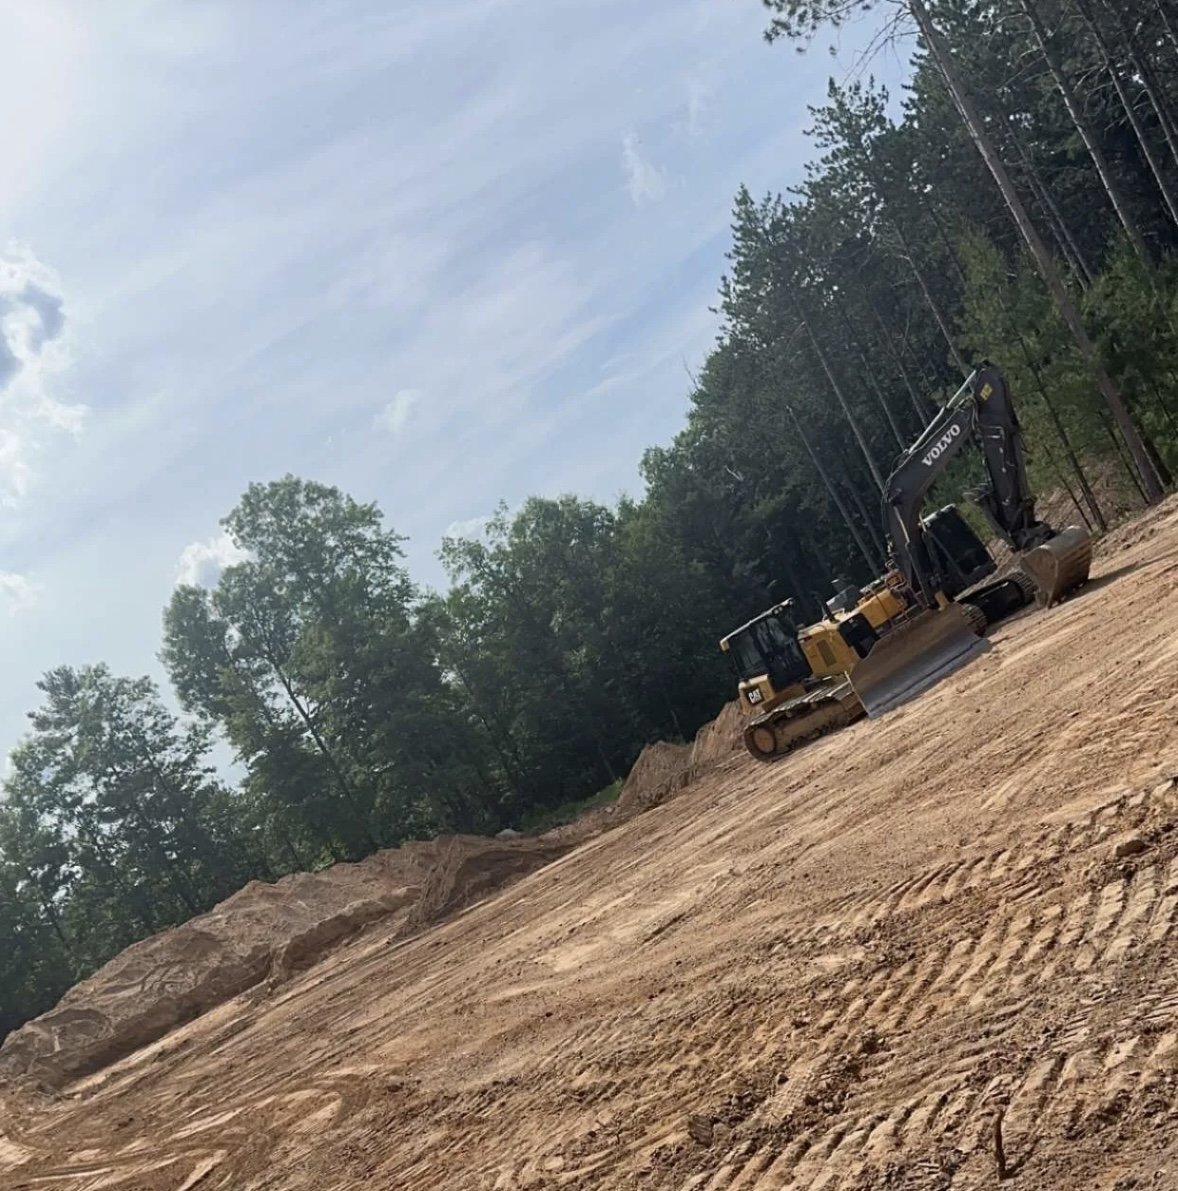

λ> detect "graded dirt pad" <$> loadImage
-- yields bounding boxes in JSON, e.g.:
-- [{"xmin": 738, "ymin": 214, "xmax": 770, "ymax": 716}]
[{"xmin": 5, "ymin": 501, "xmax": 1178, "ymax": 1190}]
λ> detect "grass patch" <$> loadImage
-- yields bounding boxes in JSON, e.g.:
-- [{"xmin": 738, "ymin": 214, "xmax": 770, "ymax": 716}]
[{"xmin": 518, "ymin": 779, "xmax": 623, "ymax": 833}]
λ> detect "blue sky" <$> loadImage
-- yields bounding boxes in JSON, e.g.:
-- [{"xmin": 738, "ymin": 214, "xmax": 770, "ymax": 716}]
[{"xmin": 0, "ymin": 0, "xmax": 908, "ymax": 758}]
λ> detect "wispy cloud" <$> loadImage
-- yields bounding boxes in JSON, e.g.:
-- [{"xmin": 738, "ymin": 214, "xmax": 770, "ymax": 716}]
[
  {"xmin": 0, "ymin": 0, "xmax": 906, "ymax": 764},
  {"xmin": 176, "ymin": 529, "xmax": 250, "ymax": 587},
  {"xmin": 0, "ymin": 571, "xmax": 36, "ymax": 615},
  {"xmin": 443, "ymin": 514, "xmax": 492, "ymax": 541},
  {"xmin": 684, "ymin": 78, "xmax": 713, "ymax": 139},
  {"xmin": 0, "ymin": 246, "xmax": 81, "ymax": 505},
  {"xmin": 374, "ymin": 388, "xmax": 421, "ymax": 435},
  {"xmin": 621, "ymin": 133, "xmax": 666, "ymax": 206}
]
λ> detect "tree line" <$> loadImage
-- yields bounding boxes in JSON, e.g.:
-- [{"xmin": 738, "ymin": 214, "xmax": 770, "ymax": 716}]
[{"xmin": 5, "ymin": 0, "xmax": 1178, "ymax": 1040}]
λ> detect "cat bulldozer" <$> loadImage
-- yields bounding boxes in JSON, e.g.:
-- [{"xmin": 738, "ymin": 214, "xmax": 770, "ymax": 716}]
[
  {"xmin": 848, "ymin": 363, "xmax": 1092, "ymax": 718},
  {"xmin": 721, "ymin": 504, "xmax": 1030, "ymax": 763},
  {"xmin": 721, "ymin": 363, "xmax": 1091, "ymax": 761}
]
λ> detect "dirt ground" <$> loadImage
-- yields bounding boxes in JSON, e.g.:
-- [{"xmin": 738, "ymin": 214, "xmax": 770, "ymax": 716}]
[{"xmin": 5, "ymin": 499, "xmax": 1178, "ymax": 1190}]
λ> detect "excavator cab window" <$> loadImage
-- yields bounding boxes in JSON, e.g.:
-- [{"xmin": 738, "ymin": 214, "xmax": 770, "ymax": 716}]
[{"xmin": 922, "ymin": 505, "xmax": 996, "ymax": 598}]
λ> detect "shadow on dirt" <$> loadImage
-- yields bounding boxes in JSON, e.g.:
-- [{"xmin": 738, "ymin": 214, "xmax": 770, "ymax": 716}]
[{"xmin": 1060, "ymin": 560, "xmax": 1142, "ymax": 603}]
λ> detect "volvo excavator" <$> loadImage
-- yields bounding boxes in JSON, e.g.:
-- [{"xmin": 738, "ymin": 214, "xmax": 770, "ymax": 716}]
[
  {"xmin": 849, "ymin": 363, "xmax": 1092, "ymax": 717},
  {"xmin": 721, "ymin": 364, "xmax": 1091, "ymax": 762}
]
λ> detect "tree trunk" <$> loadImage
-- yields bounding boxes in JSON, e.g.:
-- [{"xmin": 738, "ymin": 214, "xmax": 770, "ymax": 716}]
[
  {"xmin": 1076, "ymin": 0, "xmax": 1178, "ymax": 228},
  {"xmin": 984, "ymin": 273, "xmax": 1109, "ymax": 530},
  {"xmin": 786, "ymin": 403, "xmax": 882, "ymax": 573},
  {"xmin": 1017, "ymin": 0, "xmax": 1151, "ymax": 262},
  {"xmin": 863, "ymin": 290, "xmax": 935, "ymax": 424},
  {"xmin": 908, "ymin": 0, "xmax": 1166, "ymax": 503},
  {"xmin": 890, "ymin": 221, "xmax": 969, "ymax": 374},
  {"xmin": 1006, "ymin": 122, "xmax": 1097, "ymax": 285},
  {"xmin": 794, "ymin": 299, "xmax": 888, "ymax": 492},
  {"xmin": 266, "ymin": 655, "xmax": 379, "ymax": 851},
  {"xmin": 1019, "ymin": 354, "xmax": 1108, "ymax": 531},
  {"xmin": 282, "ymin": 826, "xmax": 309, "ymax": 871},
  {"xmin": 838, "ymin": 460, "xmax": 888, "ymax": 558},
  {"xmin": 1100, "ymin": 0, "xmax": 1178, "ymax": 173},
  {"xmin": 837, "ymin": 109, "xmax": 969, "ymax": 374},
  {"xmin": 833, "ymin": 295, "xmax": 908, "ymax": 448},
  {"xmin": 1103, "ymin": 413, "xmax": 1149, "ymax": 503},
  {"xmin": 1157, "ymin": 0, "xmax": 1178, "ymax": 59}
]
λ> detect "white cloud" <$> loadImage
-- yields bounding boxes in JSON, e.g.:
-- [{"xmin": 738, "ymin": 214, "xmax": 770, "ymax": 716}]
[
  {"xmin": 176, "ymin": 530, "xmax": 250, "ymax": 588},
  {"xmin": 0, "ymin": 0, "xmax": 909, "ymax": 762},
  {"xmin": 621, "ymin": 133, "xmax": 666, "ymax": 206},
  {"xmin": 0, "ymin": 572, "xmax": 36, "ymax": 615},
  {"xmin": 443, "ymin": 514, "xmax": 492, "ymax": 541},
  {"xmin": 374, "ymin": 388, "xmax": 421, "ymax": 435},
  {"xmin": 0, "ymin": 245, "xmax": 82, "ymax": 506},
  {"xmin": 685, "ymin": 78, "xmax": 712, "ymax": 138}
]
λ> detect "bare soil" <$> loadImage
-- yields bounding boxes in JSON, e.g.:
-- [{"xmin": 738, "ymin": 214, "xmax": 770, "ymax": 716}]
[{"xmin": 4, "ymin": 498, "xmax": 1178, "ymax": 1190}]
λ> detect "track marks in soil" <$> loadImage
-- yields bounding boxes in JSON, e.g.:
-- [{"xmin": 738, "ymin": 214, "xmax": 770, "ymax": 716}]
[{"xmin": 662, "ymin": 783, "xmax": 1178, "ymax": 1191}]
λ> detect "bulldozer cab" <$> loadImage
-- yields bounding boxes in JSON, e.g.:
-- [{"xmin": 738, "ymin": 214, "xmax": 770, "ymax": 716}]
[{"xmin": 720, "ymin": 607, "xmax": 813, "ymax": 706}]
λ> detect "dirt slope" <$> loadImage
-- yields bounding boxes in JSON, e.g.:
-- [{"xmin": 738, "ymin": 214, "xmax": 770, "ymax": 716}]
[
  {"xmin": 4, "ymin": 499, "xmax": 1178, "ymax": 1190},
  {"xmin": 0, "ymin": 834, "xmax": 570, "ymax": 1090}
]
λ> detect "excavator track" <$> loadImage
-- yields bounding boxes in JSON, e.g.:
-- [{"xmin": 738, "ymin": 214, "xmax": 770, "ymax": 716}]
[{"xmin": 742, "ymin": 678, "xmax": 865, "ymax": 764}]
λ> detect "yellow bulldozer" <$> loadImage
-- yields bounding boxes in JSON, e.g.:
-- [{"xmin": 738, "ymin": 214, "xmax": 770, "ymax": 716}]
[
  {"xmin": 721, "ymin": 364, "xmax": 1092, "ymax": 763},
  {"xmin": 720, "ymin": 580, "xmax": 906, "ymax": 762}
]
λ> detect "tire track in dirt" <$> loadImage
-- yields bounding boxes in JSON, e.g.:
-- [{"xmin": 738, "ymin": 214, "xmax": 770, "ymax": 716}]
[{"xmin": 679, "ymin": 779, "xmax": 1178, "ymax": 1191}]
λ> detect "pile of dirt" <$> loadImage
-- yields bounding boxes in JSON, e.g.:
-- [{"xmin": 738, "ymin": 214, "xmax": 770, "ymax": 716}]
[
  {"xmin": 616, "ymin": 702, "xmax": 746, "ymax": 816},
  {"xmin": 616, "ymin": 740, "xmax": 695, "ymax": 814},
  {"xmin": 0, "ymin": 834, "xmax": 570, "ymax": 1091},
  {"xmin": 689, "ymin": 700, "xmax": 744, "ymax": 768},
  {"xmin": 400, "ymin": 836, "xmax": 569, "ymax": 933}
]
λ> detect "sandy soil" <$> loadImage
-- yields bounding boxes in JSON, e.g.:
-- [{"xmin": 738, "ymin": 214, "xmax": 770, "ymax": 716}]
[{"xmin": 4, "ymin": 498, "xmax": 1178, "ymax": 1190}]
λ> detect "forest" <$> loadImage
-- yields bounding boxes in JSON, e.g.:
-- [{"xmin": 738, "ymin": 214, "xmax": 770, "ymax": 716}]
[{"xmin": 5, "ymin": 0, "xmax": 1178, "ymax": 1040}]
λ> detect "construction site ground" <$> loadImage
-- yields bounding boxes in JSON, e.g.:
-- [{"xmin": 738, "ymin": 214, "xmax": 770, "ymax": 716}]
[{"xmin": 5, "ymin": 498, "xmax": 1178, "ymax": 1190}]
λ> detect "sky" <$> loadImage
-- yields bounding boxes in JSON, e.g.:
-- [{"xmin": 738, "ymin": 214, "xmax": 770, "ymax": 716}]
[{"xmin": 0, "ymin": 0, "xmax": 909, "ymax": 760}]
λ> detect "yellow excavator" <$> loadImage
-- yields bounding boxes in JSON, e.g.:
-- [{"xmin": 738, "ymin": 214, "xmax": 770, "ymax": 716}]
[{"xmin": 721, "ymin": 364, "xmax": 1092, "ymax": 762}]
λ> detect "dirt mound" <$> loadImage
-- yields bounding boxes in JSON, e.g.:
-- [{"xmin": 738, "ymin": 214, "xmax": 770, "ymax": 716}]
[
  {"xmin": 0, "ymin": 834, "xmax": 569, "ymax": 1090},
  {"xmin": 689, "ymin": 700, "xmax": 744, "ymax": 768},
  {"xmin": 616, "ymin": 703, "xmax": 746, "ymax": 816},
  {"xmin": 400, "ymin": 836, "xmax": 570, "ymax": 933},
  {"xmin": 616, "ymin": 740, "xmax": 695, "ymax": 813}
]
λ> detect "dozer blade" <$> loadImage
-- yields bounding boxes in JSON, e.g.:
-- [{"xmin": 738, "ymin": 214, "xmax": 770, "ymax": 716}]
[
  {"xmin": 850, "ymin": 603, "xmax": 990, "ymax": 719},
  {"xmin": 1020, "ymin": 525, "xmax": 1093, "ymax": 608}
]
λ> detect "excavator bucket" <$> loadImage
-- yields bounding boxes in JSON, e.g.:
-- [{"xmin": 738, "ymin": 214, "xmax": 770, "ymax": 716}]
[
  {"xmin": 850, "ymin": 603, "xmax": 990, "ymax": 719},
  {"xmin": 1020, "ymin": 525, "xmax": 1093, "ymax": 607}
]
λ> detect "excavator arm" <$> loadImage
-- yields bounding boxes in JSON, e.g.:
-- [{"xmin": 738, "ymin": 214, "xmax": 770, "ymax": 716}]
[{"xmin": 884, "ymin": 363, "xmax": 1059, "ymax": 610}]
